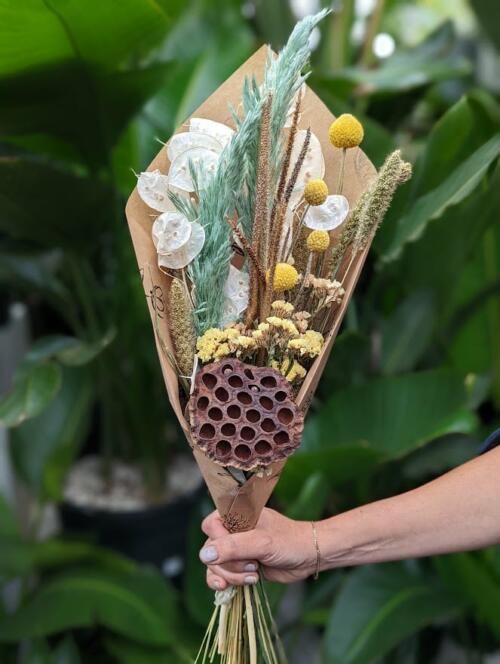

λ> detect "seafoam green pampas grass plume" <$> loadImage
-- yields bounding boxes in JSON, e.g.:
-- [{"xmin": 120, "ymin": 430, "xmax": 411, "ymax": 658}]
[{"xmin": 190, "ymin": 10, "xmax": 329, "ymax": 335}]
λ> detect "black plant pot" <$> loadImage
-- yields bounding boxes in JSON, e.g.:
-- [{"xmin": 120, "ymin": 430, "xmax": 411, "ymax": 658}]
[{"xmin": 59, "ymin": 485, "xmax": 204, "ymax": 578}]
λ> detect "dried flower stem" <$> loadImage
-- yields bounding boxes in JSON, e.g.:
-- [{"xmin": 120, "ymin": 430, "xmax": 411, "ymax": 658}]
[
  {"xmin": 270, "ymin": 95, "xmax": 302, "ymax": 227},
  {"xmin": 336, "ymin": 148, "xmax": 347, "ymax": 193},
  {"xmin": 246, "ymin": 95, "xmax": 272, "ymax": 327},
  {"xmin": 263, "ymin": 128, "xmax": 311, "ymax": 321},
  {"xmin": 226, "ymin": 216, "xmax": 265, "ymax": 282}
]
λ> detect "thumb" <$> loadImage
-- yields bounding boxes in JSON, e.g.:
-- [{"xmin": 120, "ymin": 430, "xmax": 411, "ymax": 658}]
[{"xmin": 200, "ymin": 531, "xmax": 270, "ymax": 565}]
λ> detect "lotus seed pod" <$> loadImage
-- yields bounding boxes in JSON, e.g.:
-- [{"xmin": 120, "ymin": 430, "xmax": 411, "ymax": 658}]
[{"xmin": 189, "ymin": 358, "xmax": 304, "ymax": 470}]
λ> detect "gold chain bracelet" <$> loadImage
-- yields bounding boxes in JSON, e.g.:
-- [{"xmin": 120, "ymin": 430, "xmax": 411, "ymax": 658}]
[{"xmin": 310, "ymin": 521, "xmax": 321, "ymax": 580}]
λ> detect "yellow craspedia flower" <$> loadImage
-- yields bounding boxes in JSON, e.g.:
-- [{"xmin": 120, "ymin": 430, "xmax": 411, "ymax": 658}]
[
  {"xmin": 306, "ymin": 230, "xmax": 330, "ymax": 253},
  {"xmin": 266, "ymin": 263, "xmax": 299, "ymax": 291},
  {"xmin": 329, "ymin": 114, "xmax": 364, "ymax": 149},
  {"xmin": 304, "ymin": 179, "xmax": 328, "ymax": 206}
]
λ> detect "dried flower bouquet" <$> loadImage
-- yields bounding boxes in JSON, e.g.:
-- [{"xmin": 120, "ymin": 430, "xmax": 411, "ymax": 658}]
[{"xmin": 126, "ymin": 9, "xmax": 411, "ymax": 663}]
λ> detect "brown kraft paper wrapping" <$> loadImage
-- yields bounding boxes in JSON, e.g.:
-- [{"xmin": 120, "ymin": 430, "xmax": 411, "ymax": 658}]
[{"xmin": 125, "ymin": 46, "xmax": 377, "ymax": 532}]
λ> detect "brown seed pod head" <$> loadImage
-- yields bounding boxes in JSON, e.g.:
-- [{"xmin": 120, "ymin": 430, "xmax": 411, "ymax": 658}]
[{"xmin": 188, "ymin": 358, "xmax": 303, "ymax": 470}]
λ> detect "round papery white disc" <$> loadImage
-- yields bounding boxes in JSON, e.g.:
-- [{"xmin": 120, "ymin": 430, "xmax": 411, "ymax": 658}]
[
  {"xmin": 152, "ymin": 212, "xmax": 192, "ymax": 254},
  {"xmin": 157, "ymin": 220, "xmax": 205, "ymax": 270},
  {"xmin": 189, "ymin": 118, "xmax": 234, "ymax": 148},
  {"xmin": 304, "ymin": 195, "xmax": 350, "ymax": 231},
  {"xmin": 137, "ymin": 169, "xmax": 173, "ymax": 212},
  {"xmin": 223, "ymin": 265, "xmax": 249, "ymax": 314},
  {"xmin": 167, "ymin": 131, "xmax": 223, "ymax": 163},
  {"xmin": 220, "ymin": 298, "xmax": 239, "ymax": 328},
  {"xmin": 168, "ymin": 147, "xmax": 220, "ymax": 192},
  {"xmin": 289, "ymin": 130, "xmax": 325, "ymax": 195}
]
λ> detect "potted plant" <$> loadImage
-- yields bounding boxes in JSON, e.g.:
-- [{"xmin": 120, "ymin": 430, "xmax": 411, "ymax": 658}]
[{"xmin": 0, "ymin": 1, "xmax": 207, "ymax": 572}]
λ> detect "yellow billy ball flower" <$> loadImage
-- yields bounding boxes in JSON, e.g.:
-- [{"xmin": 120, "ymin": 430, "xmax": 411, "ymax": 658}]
[
  {"xmin": 329, "ymin": 113, "xmax": 364, "ymax": 149},
  {"xmin": 306, "ymin": 230, "xmax": 330, "ymax": 253},
  {"xmin": 266, "ymin": 263, "xmax": 299, "ymax": 291},
  {"xmin": 304, "ymin": 179, "xmax": 328, "ymax": 206}
]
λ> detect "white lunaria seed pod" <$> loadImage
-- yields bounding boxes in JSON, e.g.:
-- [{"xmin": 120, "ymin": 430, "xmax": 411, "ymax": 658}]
[
  {"xmin": 188, "ymin": 118, "xmax": 234, "ymax": 148},
  {"xmin": 137, "ymin": 169, "xmax": 173, "ymax": 212},
  {"xmin": 168, "ymin": 147, "xmax": 220, "ymax": 192},
  {"xmin": 304, "ymin": 195, "xmax": 350, "ymax": 231},
  {"xmin": 152, "ymin": 212, "xmax": 205, "ymax": 270},
  {"xmin": 167, "ymin": 131, "xmax": 223, "ymax": 162}
]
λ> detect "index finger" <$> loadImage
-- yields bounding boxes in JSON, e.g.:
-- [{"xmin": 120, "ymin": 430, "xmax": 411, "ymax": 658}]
[{"xmin": 202, "ymin": 511, "xmax": 229, "ymax": 539}]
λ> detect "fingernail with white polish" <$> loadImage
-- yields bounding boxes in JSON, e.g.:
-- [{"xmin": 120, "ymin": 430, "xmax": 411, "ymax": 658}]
[
  {"xmin": 213, "ymin": 580, "xmax": 221, "ymax": 589},
  {"xmin": 200, "ymin": 546, "xmax": 218, "ymax": 563},
  {"xmin": 244, "ymin": 575, "xmax": 257, "ymax": 585},
  {"xmin": 245, "ymin": 563, "xmax": 257, "ymax": 572}
]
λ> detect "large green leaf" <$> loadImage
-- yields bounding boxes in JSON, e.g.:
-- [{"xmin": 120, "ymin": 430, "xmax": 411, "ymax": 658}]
[
  {"xmin": 323, "ymin": 21, "xmax": 470, "ymax": 98},
  {"xmin": 0, "ymin": 493, "xmax": 33, "ymax": 577},
  {"xmin": 380, "ymin": 290, "xmax": 436, "ymax": 374},
  {"xmin": 10, "ymin": 367, "xmax": 91, "ymax": 498},
  {"xmin": 0, "ymin": 362, "xmax": 61, "ymax": 427},
  {"xmin": 381, "ymin": 134, "xmax": 500, "ymax": 263},
  {"xmin": 435, "ymin": 552, "xmax": 500, "ymax": 639},
  {"xmin": 406, "ymin": 92, "xmax": 500, "ymax": 200},
  {"xmin": 26, "ymin": 330, "xmax": 116, "ymax": 367},
  {"xmin": 401, "ymin": 166, "xmax": 500, "ymax": 310},
  {"xmin": 0, "ymin": 157, "xmax": 113, "ymax": 251},
  {"xmin": 276, "ymin": 444, "xmax": 384, "ymax": 502},
  {"xmin": 104, "ymin": 635, "xmax": 191, "ymax": 664},
  {"xmin": 376, "ymin": 92, "xmax": 500, "ymax": 257},
  {"xmin": 0, "ymin": 0, "xmax": 169, "ymax": 76},
  {"xmin": 0, "ymin": 567, "xmax": 179, "ymax": 647},
  {"xmin": 471, "ymin": 0, "xmax": 500, "ymax": 51},
  {"xmin": 313, "ymin": 369, "xmax": 476, "ymax": 457},
  {"xmin": 279, "ymin": 369, "xmax": 476, "ymax": 500},
  {"xmin": 323, "ymin": 563, "xmax": 463, "ymax": 664}
]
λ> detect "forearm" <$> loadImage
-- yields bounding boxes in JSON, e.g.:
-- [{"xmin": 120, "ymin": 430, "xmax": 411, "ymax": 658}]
[{"xmin": 318, "ymin": 447, "xmax": 500, "ymax": 570}]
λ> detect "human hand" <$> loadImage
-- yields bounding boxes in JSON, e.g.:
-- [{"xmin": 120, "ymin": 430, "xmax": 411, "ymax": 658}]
[{"xmin": 199, "ymin": 507, "xmax": 317, "ymax": 590}]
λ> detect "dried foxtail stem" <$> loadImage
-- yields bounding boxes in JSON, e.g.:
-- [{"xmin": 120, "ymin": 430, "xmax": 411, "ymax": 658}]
[
  {"xmin": 328, "ymin": 192, "xmax": 368, "ymax": 277},
  {"xmin": 284, "ymin": 127, "xmax": 311, "ymax": 205},
  {"xmin": 246, "ymin": 94, "xmax": 272, "ymax": 326},
  {"xmin": 263, "ymin": 129, "xmax": 312, "ymax": 320},
  {"xmin": 270, "ymin": 95, "xmax": 302, "ymax": 226},
  {"xmin": 168, "ymin": 278, "xmax": 196, "ymax": 378},
  {"xmin": 253, "ymin": 94, "xmax": 272, "ymax": 268},
  {"xmin": 226, "ymin": 216, "xmax": 265, "ymax": 282},
  {"xmin": 353, "ymin": 149, "xmax": 412, "ymax": 252}
]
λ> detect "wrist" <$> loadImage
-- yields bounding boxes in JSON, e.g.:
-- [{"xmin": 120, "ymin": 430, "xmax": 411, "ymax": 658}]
[{"xmin": 314, "ymin": 508, "xmax": 385, "ymax": 570}]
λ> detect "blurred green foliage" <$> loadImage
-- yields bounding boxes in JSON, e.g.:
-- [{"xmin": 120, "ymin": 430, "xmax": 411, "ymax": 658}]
[{"xmin": 0, "ymin": 0, "xmax": 499, "ymax": 661}]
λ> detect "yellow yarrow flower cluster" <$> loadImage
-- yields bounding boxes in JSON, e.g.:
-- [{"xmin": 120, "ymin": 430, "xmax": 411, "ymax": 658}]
[
  {"xmin": 266, "ymin": 263, "xmax": 299, "ymax": 292},
  {"xmin": 329, "ymin": 113, "xmax": 364, "ymax": 149},
  {"xmin": 272, "ymin": 359, "xmax": 307, "ymax": 383},
  {"xmin": 288, "ymin": 330, "xmax": 324, "ymax": 358},
  {"xmin": 266, "ymin": 316, "xmax": 300, "ymax": 338},
  {"xmin": 196, "ymin": 327, "xmax": 238, "ymax": 362},
  {"xmin": 306, "ymin": 230, "xmax": 330, "ymax": 253},
  {"xmin": 271, "ymin": 300, "xmax": 295, "ymax": 318},
  {"xmin": 304, "ymin": 179, "xmax": 328, "ymax": 206}
]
